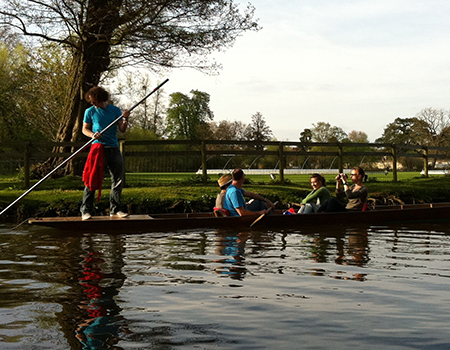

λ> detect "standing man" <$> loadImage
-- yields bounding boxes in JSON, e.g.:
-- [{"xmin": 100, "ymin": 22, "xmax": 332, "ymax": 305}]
[
  {"xmin": 223, "ymin": 168, "xmax": 275, "ymax": 217},
  {"xmin": 80, "ymin": 86, "xmax": 130, "ymax": 220}
]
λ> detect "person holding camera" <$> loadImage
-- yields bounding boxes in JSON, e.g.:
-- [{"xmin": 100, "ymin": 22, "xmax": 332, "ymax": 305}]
[{"xmin": 318, "ymin": 166, "xmax": 368, "ymax": 212}]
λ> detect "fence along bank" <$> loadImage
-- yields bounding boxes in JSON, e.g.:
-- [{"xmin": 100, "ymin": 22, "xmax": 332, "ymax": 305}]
[{"xmin": 1, "ymin": 140, "xmax": 448, "ymax": 187}]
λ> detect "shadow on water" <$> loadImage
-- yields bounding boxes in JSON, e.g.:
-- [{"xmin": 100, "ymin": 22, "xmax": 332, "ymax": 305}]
[{"xmin": 1, "ymin": 221, "xmax": 450, "ymax": 349}]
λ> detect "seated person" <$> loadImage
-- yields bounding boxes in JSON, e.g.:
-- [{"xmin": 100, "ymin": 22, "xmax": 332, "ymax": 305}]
[
  {"xmin": 298, "ymin": 173, "xmax": 331, "ymax": 214},
  {"xmin": 223, "ymin": 168, "xmax": 275, "ymax": 217},
  {"xmin": 215, "ymin": 174, "xmax": 232, "ymax": 209},
  {"xmin": 318, "ymin": 166, "xmax": 368, "ymax": 212}
]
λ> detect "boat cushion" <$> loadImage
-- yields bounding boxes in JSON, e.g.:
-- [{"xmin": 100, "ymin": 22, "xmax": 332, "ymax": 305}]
[{"xmin": 213, "ymin": 207, "xmax": 230, "ymax": 217}]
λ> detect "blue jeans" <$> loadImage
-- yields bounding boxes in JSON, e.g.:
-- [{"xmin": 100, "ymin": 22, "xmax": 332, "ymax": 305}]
[
  {"xmin": 80, "ymin": 147, "xmax": 124, "ymax": 215},
  {"xmin": 247, "ymin": 199, "xmax": 269, "ymax": 212}
]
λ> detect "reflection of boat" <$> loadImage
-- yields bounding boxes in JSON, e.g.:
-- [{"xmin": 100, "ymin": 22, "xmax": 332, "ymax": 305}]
[{"xmin": 28, "ymin": 202, "xmax": 450, "ymax": 234}]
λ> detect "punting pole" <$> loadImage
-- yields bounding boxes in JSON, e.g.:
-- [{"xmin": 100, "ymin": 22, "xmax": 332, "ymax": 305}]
[
  {"xmin": 250, "ymin": 201, "xmax": 278, "ymax": 227},
  {"xmin": 0, "ymin": 78, "xmax": 169, "ymax": 217}
]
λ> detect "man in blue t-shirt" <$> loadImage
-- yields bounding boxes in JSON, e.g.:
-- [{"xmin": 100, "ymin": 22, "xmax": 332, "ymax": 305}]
[
  {"xmin": 223, "ymin": 169, "xmax": 275, "ymax": 217},
  {"xmin": 80, "ymin": 86, "xmax": 130, "ymax": 220}
]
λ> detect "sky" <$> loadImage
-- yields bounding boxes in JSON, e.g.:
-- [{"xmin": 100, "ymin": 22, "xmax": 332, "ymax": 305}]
[{"xmin": 157, "ymin": 0, "xmax": 450, "ymax": 142}]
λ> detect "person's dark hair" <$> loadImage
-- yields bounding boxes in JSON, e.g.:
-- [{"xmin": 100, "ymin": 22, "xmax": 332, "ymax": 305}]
[
  {"xmin": 353, "ymin": 166, "xmax": 365, "ymax": 178},
  {"xmin": 85, "ymin": 86, "xmax": 109, "ymax": 103},
  {"xmin": 232, "ymin": 168, "xmax": 244, "ymax": 181},
  {"xmin": 311, "ymin": 173, "xmax": 326, "ymax": 186}
]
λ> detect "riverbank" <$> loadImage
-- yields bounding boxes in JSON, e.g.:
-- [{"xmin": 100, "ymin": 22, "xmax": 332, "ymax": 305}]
[{"xmin": 1, "ymin": 174, "xmax": 450, "ymax": 222}]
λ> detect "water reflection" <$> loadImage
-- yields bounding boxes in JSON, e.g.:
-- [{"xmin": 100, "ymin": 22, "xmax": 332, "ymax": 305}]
[
  {"xmin": 213, "ymin": 231, "xmax": 248, "ymax": 280},
  {"xmin": 335, "ymin": 229, "xmax": 370, "ymax": 266},
  {"xmin": 212, "ymin": 231, "xmax": 278, "ymax": 281},
  {"xmin": 209, "ymin": 228, "xmax": 372, "ymax": 281},
  {"xmin": 1, "ymin": 223, "xmax": 450, "ymax": 349},
  {"xmin": 302, "ymin": 228, "xmax": 369, "ymax": 261},
  {"xmin": 74, "ymin": 236, "xmax": 130, "ymax": 349}
]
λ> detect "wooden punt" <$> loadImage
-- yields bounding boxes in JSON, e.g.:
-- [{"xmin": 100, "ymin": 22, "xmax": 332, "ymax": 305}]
[{"xmin": 27, "ymin": 202, "xmax": 450, "ymax": 233}]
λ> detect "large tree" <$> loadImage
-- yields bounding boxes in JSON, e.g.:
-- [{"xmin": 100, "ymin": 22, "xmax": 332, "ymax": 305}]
[
  {"xmin": 304, "ymin": 122, "xmax": 348, "ymax": 169},
  {"xmin": 208, "ymin": 120, "xmax": 247, "ymax": 141},
  {"xmin": 376, "ymin": 117, "xmax": 425, "ymax": 146},
  {"xmin": 310, "ymin": 122, "xmax": 348, "ymax": 143},
  {"xmin": 376, "ymin": 117, "xmax": 429, "ymax": 170},
  {"xmin": 0, "ymin": 0, "xmax": 259, "ymax": 171},
  {"xmin": 415, "ymin": 108, "xmax": 450, "ymax": 147},
  {"xmin": 166, "ymin": 90, "xmax": 214, "ymax": 140},
  {"xmin": 244, "ymin": 112, "xmax": 273, "ymax": 150}
]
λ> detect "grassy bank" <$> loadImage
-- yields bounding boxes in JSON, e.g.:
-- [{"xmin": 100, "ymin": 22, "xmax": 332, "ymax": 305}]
[{"xmin": 1, "ymin": 172, "xmax": 450, "ymax": 221}]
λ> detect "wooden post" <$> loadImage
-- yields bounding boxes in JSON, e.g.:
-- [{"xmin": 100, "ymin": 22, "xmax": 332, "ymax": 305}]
[
  {"xmin": 423, "ymin": 146, "xmax": 428, "ymax": 177},
  {"xmin": 119, "ymin": 139, "xmax": 126, "ymax": 187},
  {"xmin": 392, "ymin": 144, "xmax": 398, "ymax": 182},
  {"xmin": 24, "ymin": 142, "xmax": 30, "ymax": 188},
  {"xmin": 278, "ymin": 143, "xmax": 285, "ymax": 182},
  {"xmin": 338, "ymin": 144, "xmax": 344, "ymax": 174},
  {"xmin": 201, "ymin": 141, "xmax": 207, "ymax": 183}
]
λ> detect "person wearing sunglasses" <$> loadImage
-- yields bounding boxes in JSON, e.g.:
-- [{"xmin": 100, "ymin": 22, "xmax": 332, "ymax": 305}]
[{"xmin": 317, "ymin": 166, "xmax": 368, "ymax": 212}]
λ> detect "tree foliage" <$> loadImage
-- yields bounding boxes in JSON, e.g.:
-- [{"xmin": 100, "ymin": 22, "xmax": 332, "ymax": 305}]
[
  {"xmin": 348, "ymin": 130, "xmax": 369, "ymax": 143},
  {"xmin": 376, "ymin": 117, "xmax": 424, "ymax": 146},
  {"xmin": 0, "ymin": 38, "xmax": 69, "ymax": 142},
  {"xmin": 25, "ymin": 43, "xmax": 71, "ymax": 140},
  {"xmin": 310, "ymin": 122, "xmax": 348, "ymax": 143},
  {"xmin": 166, "ymin": 90, "xmax": 214, "ymax": 140},
  {"xmin": 415, "ymin": 108, "xmax": 450, "ymax": 147},
  {"xmin": 299, "ymin": 122, "xmax": 348, "ymax": 169},
  {"xmin": 116, "ymin": 72, "xmax": 166, "ymax": 136},
  {"xmin": 208, "ymin": 120, "xmax": 247, "ymax": 141},
  {"xmin": 0, "ymin": 40, "xmax": 33, "ymax": 142},
  {"xmin": 244, "ymin": 112, "xmax": 273, "ymax": 149}
]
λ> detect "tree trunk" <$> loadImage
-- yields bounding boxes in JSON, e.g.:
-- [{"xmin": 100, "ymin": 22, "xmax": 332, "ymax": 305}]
[{"xmin": 35, "ymin": 0, "xmax": 123, "ymax": 177}]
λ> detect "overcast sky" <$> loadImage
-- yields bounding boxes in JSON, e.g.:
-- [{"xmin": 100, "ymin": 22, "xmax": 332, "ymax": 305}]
[{"xmin": 158, "ymin": 0, "xmax": 450, "ymax": 142}]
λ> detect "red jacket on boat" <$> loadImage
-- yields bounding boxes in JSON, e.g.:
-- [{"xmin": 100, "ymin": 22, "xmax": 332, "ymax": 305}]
[{"xmin": 82, "ymin": 143, "xmax": 104, "ymax": 201}]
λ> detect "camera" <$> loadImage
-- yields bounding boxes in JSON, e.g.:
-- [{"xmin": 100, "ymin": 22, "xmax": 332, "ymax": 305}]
[{"xmin": 340, "ymin": 173, "xmax": 347, "ymax": 179}]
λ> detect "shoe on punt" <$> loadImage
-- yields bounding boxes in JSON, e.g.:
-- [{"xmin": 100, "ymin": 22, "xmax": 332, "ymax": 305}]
[
  {"xmin": 82, "ymin": 213, "xmax": 92, "ymax": 221},
  {"xmin": 110, "ymin": 211, "xmax": 129, "ymax": 218}
]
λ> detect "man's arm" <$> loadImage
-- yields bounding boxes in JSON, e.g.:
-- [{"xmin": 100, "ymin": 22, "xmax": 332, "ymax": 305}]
[
  {"xmin": 243, "ymin": 190, "xmax": 275, "ymax": 210},
  {"xmin": 118, "ymin": 110, "xmax": 130, "ymax": 133},
  {"xmin": 235, "ymin": 206, "xmax": 267, "ymax": 216},
  {"xmin": 82, "ymin": 122, "xmax": 100, "ymax": 140}
]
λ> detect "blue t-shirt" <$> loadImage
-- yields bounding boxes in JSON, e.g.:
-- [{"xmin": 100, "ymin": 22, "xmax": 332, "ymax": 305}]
[
  {"xmin": 223, "ymin": 185, "xmax": 246, "ymax": 217},
  {"xmin": 84, "ymin": 104, "xmax": 123, "ymax": 147}
]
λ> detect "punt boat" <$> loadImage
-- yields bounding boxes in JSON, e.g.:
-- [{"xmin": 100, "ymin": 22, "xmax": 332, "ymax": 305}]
[{"xmin": 27, "ymin": 202, "xmax": 450, "ymax": 234}]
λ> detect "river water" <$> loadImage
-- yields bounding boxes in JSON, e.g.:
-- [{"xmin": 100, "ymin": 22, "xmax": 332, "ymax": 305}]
[{"xmin": 0, "ymin": 222, "xmax": 449, "ymax": 350}]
